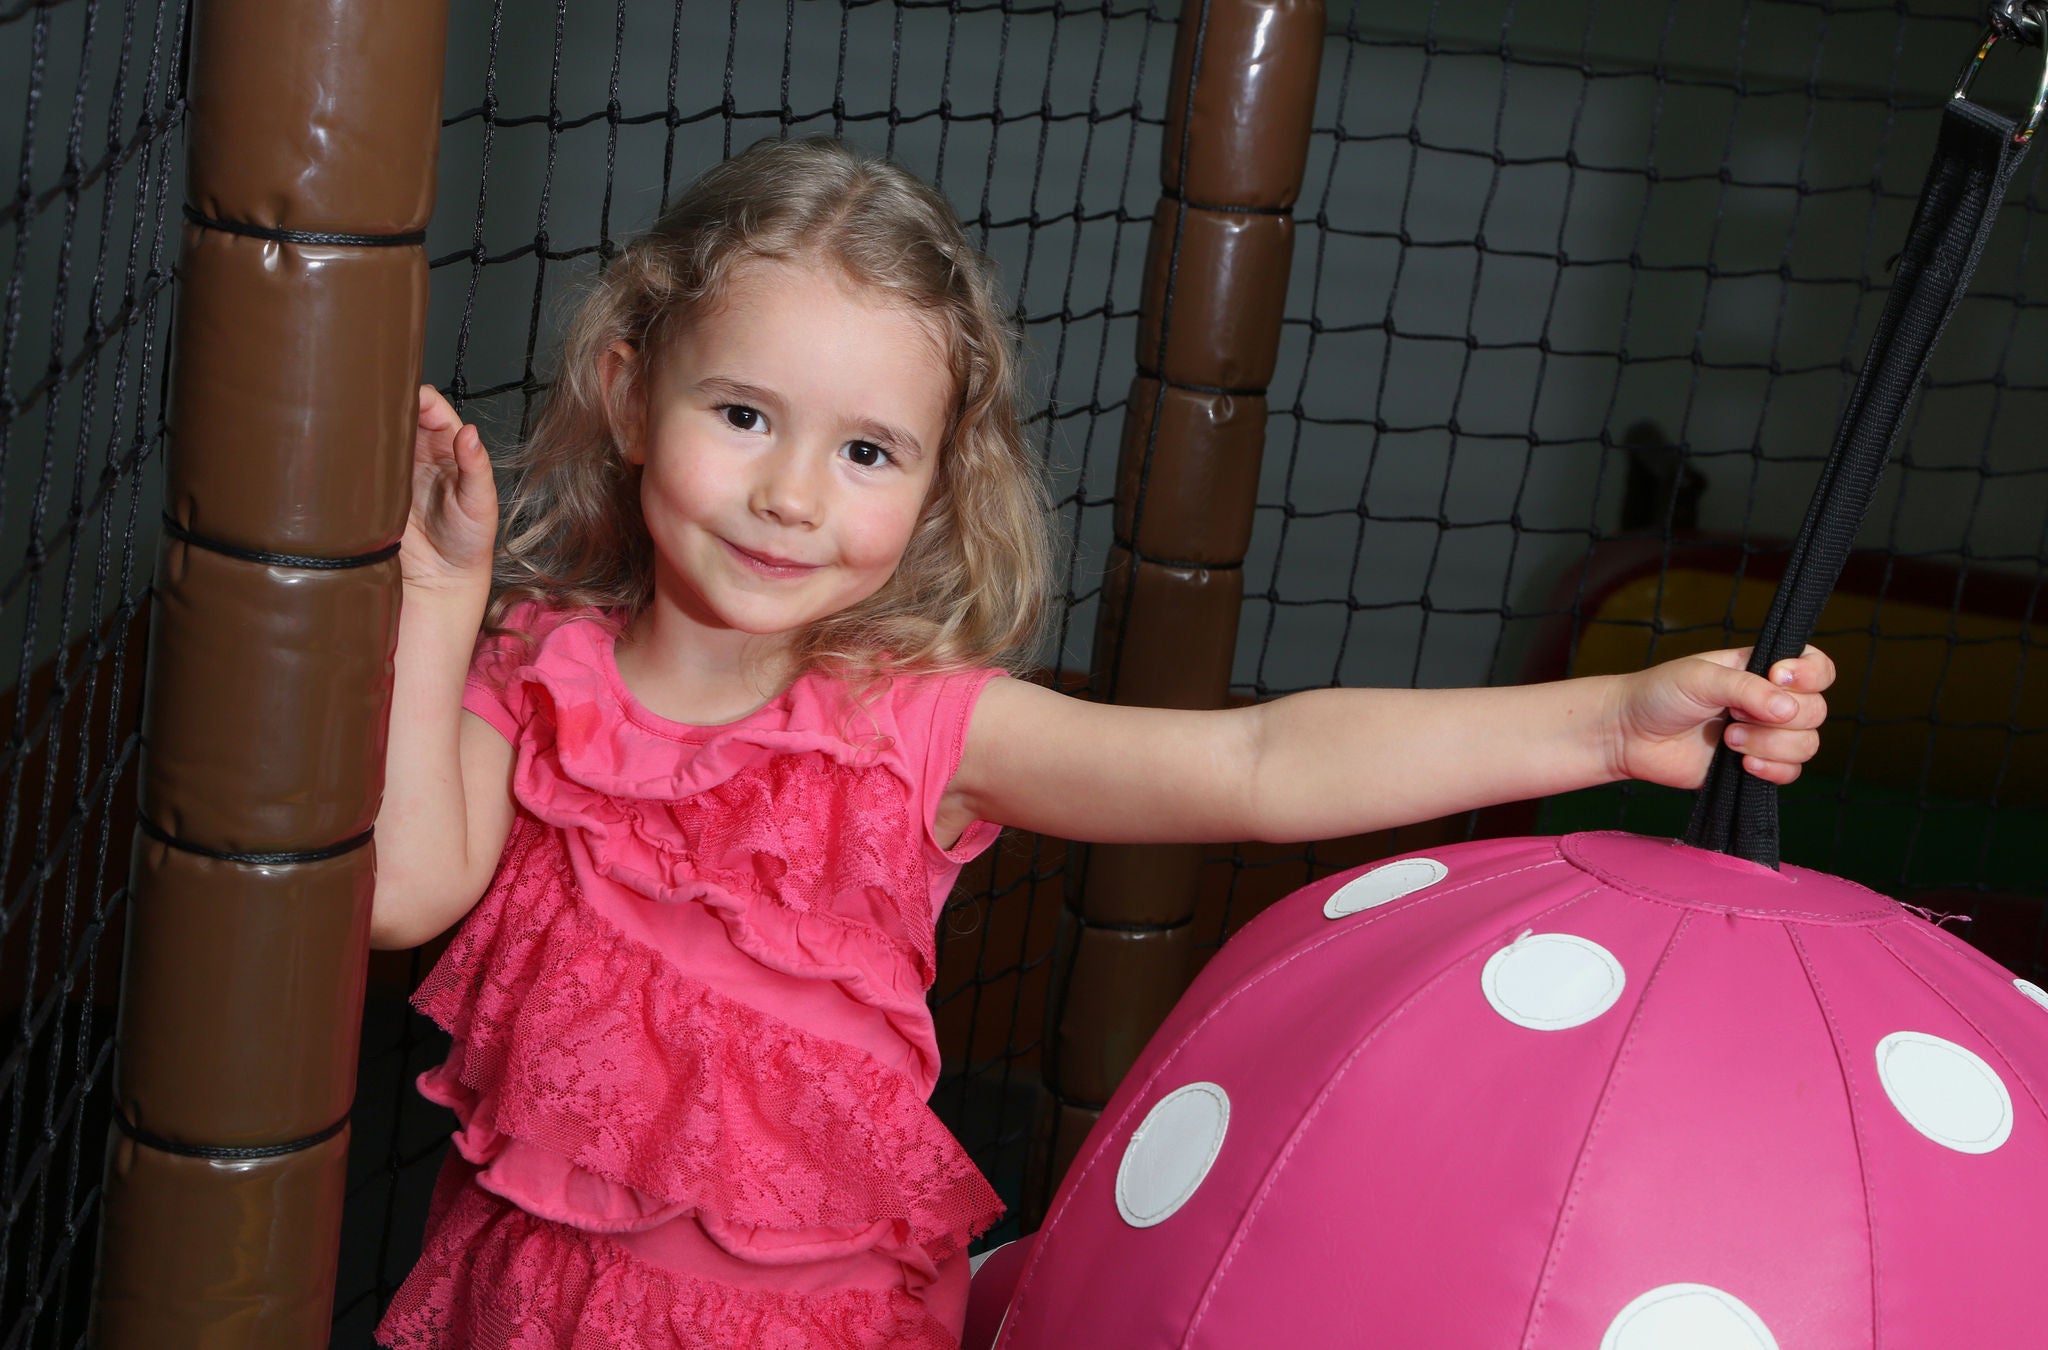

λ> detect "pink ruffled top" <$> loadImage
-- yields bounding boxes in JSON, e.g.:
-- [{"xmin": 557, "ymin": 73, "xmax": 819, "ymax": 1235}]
[{"xmin": 379, "ymin": 604, "xmax": 1007, "ymax": 1348}]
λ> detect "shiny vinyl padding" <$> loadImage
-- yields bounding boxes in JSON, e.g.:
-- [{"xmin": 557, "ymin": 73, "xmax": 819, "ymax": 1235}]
[
  {"xmin": 94, "ymin": 1129, "xmax": 354, "ymax": 1349},
  {"xmin": 139, "ymin": 539, "xmax": 400, "ymax": 852},
  {"xmin": 116, "ymin": 836, "xmax": 374, "ymax": 1146},
  {"xmin": 93, "ymin": 0, "xmax": 449, "ymax": 1340},
  {"xmin": 185, "ymin": 0, "xmax": 448, "ymax": 234},
  {"xmin": 168, "ymin": 229, "xmax": 425, "ymax": 558},
  {"xmin": 1112, "ymin": 381, "xmax": 1267, "ymax": 565}
]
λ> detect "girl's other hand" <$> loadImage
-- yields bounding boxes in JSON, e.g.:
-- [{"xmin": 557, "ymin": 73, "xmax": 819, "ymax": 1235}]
[
  {"xmin": 1610, "ymin": 645, "xmax": 1836, "ymax": 790},
  {"xmin": 405, "ymin": 385, "xmax": 498, "ymax": 590}
]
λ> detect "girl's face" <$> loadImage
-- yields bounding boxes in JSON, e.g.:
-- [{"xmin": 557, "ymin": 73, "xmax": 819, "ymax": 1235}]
[{"xmin": 617, "ymin": 256, "xmax": 952, "ymax": 657}]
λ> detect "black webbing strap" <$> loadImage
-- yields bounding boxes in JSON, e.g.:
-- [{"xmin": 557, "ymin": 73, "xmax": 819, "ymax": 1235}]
[{"xmin": 1684, "ymin": 97, "xmax": 2032, "ymax": 867}]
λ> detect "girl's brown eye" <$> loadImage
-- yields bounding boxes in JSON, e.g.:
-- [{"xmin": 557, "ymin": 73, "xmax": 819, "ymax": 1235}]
[
  {"xmin": 847, "ymin": 441, "xmax": 887, "ymax": 468},
  {"xmin": 722, "ymin": 405, "xmax": 761, "ymax": 431}
]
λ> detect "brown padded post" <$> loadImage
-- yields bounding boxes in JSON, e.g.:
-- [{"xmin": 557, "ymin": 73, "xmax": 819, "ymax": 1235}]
[
  {"xmin": 118, "ymin": 838, "xmax": 374, "ymax": 1145},
  {"xmin": 142, "ymin": 540, "xmax": 402, "ymax": 849},
  {"xmin": 184, "ymin": 0, "xmax": 445, "ymax": 234},
  {"xmin": 1134, "ymin": 210, "xmax": 1295, "ymax": 390},
  {"xmin": 169, "ymin": 231, "xmax": 422, "ymax": 558},
  {"xmin": 91, "ymin": 0, "xmax": 450, "ymax": 1342},
  {"xmin": 1030, "ymin": 0, "xmax": 1323, "ymax": 1222},
  {"xmin": 93, "ymin": 1134, "xmax": 353, "ymax": 1347},
  {"xmin": 1113, "ymin": 381, "xmax": 1265, "ymax": 564}
]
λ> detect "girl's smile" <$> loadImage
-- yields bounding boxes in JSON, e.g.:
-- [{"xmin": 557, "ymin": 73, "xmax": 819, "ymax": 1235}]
[
  {"xmin": 607, "ymin": 254, "xmax": 953, "ymax": 701},
  {"xmin": 719, "ymin": 536, "xmax": 821, "ymax": 577}
]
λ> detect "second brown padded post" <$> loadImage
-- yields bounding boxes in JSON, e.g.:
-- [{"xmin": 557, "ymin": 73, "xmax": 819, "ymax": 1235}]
[{"xmin": 1031, "ymin": 0, "xmax": 1324, "ymax": 1220}]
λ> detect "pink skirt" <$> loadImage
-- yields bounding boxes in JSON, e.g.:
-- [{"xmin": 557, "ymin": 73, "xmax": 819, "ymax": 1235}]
[{"xmin": 375, "ymin": 1153, "xmax": 969, "ymax": 1349}]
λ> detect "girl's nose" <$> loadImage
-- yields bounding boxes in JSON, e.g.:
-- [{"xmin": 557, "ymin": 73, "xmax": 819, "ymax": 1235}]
[{"xmin": 750, "ymin": 447, "xmax": 823, "ymax": 528}]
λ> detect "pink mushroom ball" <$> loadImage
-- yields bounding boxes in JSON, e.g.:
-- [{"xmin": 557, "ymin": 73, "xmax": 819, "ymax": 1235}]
[{"xmin": 991, "ymin": 831, "xmax": 2048, "ymax": 1348}]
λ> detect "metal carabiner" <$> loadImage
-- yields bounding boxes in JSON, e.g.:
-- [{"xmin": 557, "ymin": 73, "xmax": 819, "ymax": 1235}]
[{"xmin": 1955, "ymin": 1, "xmax": 2048, "ymax": 143}]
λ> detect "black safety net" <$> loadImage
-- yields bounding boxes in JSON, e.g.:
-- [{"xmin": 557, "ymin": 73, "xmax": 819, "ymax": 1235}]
[{"xmin": 0, "ymin": 0, "xmax": 188, "ymax": 1345}]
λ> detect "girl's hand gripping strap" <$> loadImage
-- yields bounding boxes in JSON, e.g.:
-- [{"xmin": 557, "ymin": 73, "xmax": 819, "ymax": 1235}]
[{"xmin": 1684, "ymin": 92, "xmax": 2033, "ymax": 867}]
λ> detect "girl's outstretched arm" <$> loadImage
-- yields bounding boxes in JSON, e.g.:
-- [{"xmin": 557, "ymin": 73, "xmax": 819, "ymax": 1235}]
[
  {"xmin": 368, "ymin": 387, "xmax": 516, "ymax": 950},
  {"xmin": 943, "ymin": 648, "xmax": 1833, "ymax": 846}
]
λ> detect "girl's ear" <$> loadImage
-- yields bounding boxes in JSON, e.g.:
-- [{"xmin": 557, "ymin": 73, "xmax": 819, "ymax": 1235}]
[{"xmin": 599, "ymin": 339, "xmax": 647, "ymax": 466}]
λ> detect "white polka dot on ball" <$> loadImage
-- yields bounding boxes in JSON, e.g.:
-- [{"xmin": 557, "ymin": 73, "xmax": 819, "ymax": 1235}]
[
  {"xmin": 1875, "ymin": 1031, "xmax": 2012, "ymax": 1155},
  {"xmin": 1600, "ymin": 1284, "xmax": 1779, "ymax": 1350},
  {"xmin": 1481, "ymin": 931, "xmax": 1626, "ymax": 1031},
  {"xmin": 2016, "ymin": 978, "xmax": 2048, "ymax": 1014},
  {"xmin": 1323, "ymin": 857, "xmax": 1449, "ymax": 919},
  {"xmin": 1116, "ymin": 1082, "xmax": 1229, "ymax": 1228}
]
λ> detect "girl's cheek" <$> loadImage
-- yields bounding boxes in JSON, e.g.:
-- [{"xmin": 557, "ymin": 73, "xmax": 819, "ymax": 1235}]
[
  {"xmin": 846, "ymin": 534, "xmax": 908, "ymax": 572},
  {"xmin": 849, "ymin": 502, "xmax": 926, "ymax": 567}
]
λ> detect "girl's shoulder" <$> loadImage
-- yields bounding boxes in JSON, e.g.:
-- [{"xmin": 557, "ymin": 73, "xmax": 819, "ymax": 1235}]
[
  {"xmin": 464, "ymin": 602, "xmax": 621, "ymax": 747},
  {"xmin": 798, "ymin": 663, "xmax": 1007, "ymax": 780},
  {"xmin": 472, "ymin": 601, "xmax": 614, "ymax": 683},
  {"xmin": 866, "ymin": 664, "xmax": 1008, "ymax": 728}
]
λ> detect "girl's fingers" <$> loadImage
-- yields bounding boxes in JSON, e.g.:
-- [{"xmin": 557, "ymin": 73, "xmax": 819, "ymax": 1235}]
[
  {"xmin": 1767, "ymin": 645, "xmax": 1837, "ymax": 693},
  {"xmin": 417, "ymin": 384, "xmax": 460, "ymax": 432},
  {"xmin": 1696, "ymin": 644, "xmax": 1836, "ymax": 694},
  {"xmin": 453, "ymin": 427, "xmax": 497, "ymax": 518},
  {"xmin": 1730, "ymin": 688, "xmax": 1826, "ymax": 730},
  {"xmin": 1693, "ymin": 646, "xmax": 1753, "ymax": 672},
  {"xmin": 1723, "ymin": 722, "xmax": 1819, "ymax": 764},
  {"xmin": 417, "ymin": 388, "xmax": 483, "ymax": 482},
  {"xmin": 1687, "ymin": 650, "xmax": 1831, "ymax": 727},
  {"xmin": 1702, "ymin": 665, "xmax": 1801, "ymax": 727},
  {"xmin": 1738, "ymin": 754, "xmax": 1802, "ymax": 786}
]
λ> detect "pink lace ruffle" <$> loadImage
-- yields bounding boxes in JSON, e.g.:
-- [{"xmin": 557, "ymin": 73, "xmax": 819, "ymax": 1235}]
[
  {"xmin": 544, "ymin": 751, "xmax": 941, "ymax": 1022},
  {"xmin": 658, "ymin": 746, "xmax": 937, "ymax": 978},
  {"xmin": 412, "ymin": 819, "xmax": 1002, "ymax": 1268},
  {"xmin": 376, "ymin": 1159, "xmax": 959, "ymax": 1350},
  {"xmin": 494, "ymin": 625, "xmax": 948, "ymax": 1057}
]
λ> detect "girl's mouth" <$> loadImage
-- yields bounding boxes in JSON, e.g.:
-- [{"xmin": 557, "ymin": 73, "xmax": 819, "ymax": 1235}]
[{"xmin": 722, "ymin": 538, "xmax": 820, "ymax": 577}]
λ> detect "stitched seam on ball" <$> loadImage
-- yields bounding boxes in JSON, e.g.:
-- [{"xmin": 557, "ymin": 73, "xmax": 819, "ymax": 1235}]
[
  {"xmin": 1520, "ymin": 909, "xmax": 1692, "ymax": 1349},
  {"xmin": 1000, "ymin": 853, "xmax": 1574, "ymax": 1334},
  {"xmin": 1561, "ymin": 833, "xmax": 1894, "ymax": 922},
  {"xmin": 1788, "ymin": 925, "xmax": 1882, "ymax": 1350}
]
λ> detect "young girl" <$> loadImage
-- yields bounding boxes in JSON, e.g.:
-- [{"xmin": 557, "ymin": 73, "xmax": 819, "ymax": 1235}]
[{"xmin": 370, "ymin": 138, "xmax": 1834, "ymax": 1350}]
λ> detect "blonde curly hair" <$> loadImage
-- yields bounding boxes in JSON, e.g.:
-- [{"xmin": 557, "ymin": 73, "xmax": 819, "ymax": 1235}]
[{"xmin": 488, "ymin": 136, "xmax": 1050, "ymax": 683}]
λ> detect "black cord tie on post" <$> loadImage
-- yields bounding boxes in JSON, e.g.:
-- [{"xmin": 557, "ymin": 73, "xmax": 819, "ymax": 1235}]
[{"xmin": 1685, "ymin": 61, "xmax": 2035, "ymax": 867}]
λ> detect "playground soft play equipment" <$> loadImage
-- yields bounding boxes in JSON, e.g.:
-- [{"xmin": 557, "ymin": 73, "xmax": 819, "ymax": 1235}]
[
  {"xmin": 972, "ymin": 17, "xmax": 2048, "ymax": 1348},
  {"xmin": 983, "ymin": 833, "xmax": 2048, "ymax": 1345}
]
